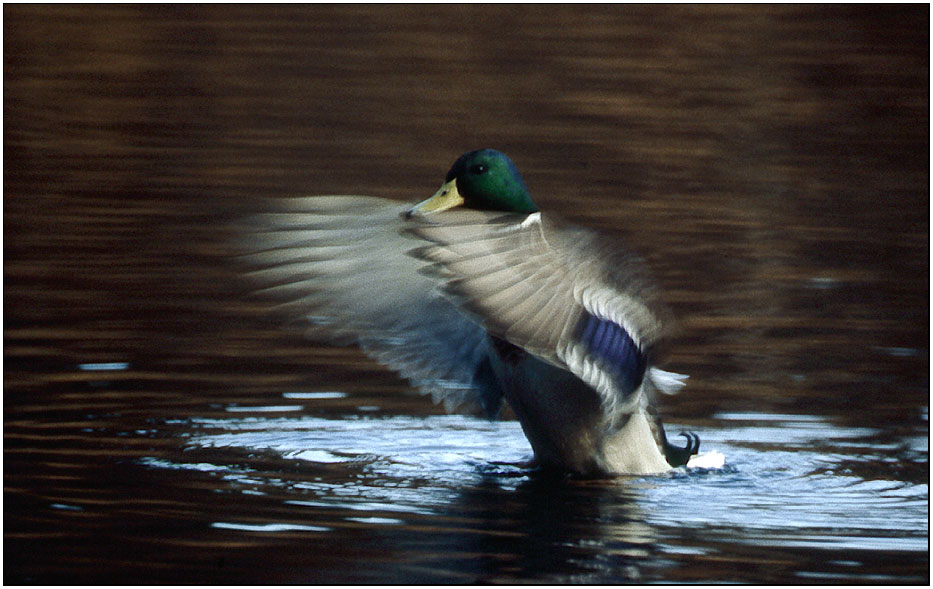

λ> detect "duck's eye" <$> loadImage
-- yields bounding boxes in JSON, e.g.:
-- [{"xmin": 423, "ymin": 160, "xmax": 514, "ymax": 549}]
[{"xmin": 469, "ymin": 164, "xmax": 488, "ymax": 175}]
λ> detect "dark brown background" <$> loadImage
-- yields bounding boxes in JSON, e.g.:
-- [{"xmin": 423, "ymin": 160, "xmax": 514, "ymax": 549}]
[{"xmin": 5, "ymin": 4, "xmax": 928, "ymax": 583}]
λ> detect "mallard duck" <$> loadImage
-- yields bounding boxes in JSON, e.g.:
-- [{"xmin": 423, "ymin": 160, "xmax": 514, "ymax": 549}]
[{"xmin": 242, "ymin": 149, "xmax": 699, "ymax": 476}]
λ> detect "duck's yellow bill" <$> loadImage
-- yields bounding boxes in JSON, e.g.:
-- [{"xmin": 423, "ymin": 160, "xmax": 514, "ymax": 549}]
[{"xmin": 406, "ymin": 179, "xmax": 463, "ymax": 217}]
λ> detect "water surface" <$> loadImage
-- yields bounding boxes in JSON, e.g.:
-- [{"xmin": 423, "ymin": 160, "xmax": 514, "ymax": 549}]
[{"xmin": 6, "ymin": 373, "xmax": 927, "ymax": 583}]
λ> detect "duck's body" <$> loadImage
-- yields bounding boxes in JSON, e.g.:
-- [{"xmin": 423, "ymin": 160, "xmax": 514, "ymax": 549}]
[
  {"xmin": 486, "ymin": 335, "xmax": 676, "ymax": 474},
  {"xmin": 242, "ymin": 149, "xmax": 698, "ymax": 476}
]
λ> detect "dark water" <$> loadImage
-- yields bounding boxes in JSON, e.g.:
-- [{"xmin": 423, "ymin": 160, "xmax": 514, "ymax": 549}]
[{"xmin": 5, "ymin": 4, "xmax": 929, "ymax": 584}]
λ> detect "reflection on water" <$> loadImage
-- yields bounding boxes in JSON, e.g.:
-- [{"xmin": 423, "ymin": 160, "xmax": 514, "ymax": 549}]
[
  {"xmin": 9, "ymin": 377, "xmax": 925, "ymax": 583},
  {"xmin": 5, "ymin": 3, "xmax": 928, "ymax": 585},
  {"xmin": 138, "ymin": 405, "xmax": 926, "ymax": 583},
  {"xmin": 4, "ymin": 355, "xmax": 929, "ymax": 584}
]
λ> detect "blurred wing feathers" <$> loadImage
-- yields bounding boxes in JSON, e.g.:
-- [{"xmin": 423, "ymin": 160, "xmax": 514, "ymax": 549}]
[
  {"xmin": 238, "ymin": 196, "xmax": 500, "ymax": 415},
  {"xmin": 408, "ymin": 210, "xmax": 672, "ymax": 416}
]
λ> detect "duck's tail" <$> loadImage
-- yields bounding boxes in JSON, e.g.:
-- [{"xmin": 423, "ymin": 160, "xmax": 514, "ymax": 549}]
[{"xmin": 647, "ymin": 367, "xmax": 689, "ymax": 395}]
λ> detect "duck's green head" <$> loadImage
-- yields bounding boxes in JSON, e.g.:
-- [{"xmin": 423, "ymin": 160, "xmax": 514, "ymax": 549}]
[{"xmin": 407, "ymin": 149, "xmax": 538, "ymax": 217}]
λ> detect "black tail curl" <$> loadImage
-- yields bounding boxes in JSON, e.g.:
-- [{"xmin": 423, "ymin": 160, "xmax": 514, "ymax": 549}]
[{"xmin": 664, "ymin": 431, "xmax": 701, "ymax": 467}]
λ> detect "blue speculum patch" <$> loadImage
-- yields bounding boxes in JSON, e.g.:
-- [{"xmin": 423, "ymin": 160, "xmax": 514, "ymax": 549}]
[{"xmin": 576, "ymin": 311, "xmax": 646, "ymax": 395}]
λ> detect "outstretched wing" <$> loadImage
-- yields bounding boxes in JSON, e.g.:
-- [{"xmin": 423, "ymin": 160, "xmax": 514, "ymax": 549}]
[
  {"xmin": 408, "ymin": 209, "xmax": 682, "ymax": 419},
  {"xmin": 237, "ymin": 196, "xmax": 504, "ymax": 416}
]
